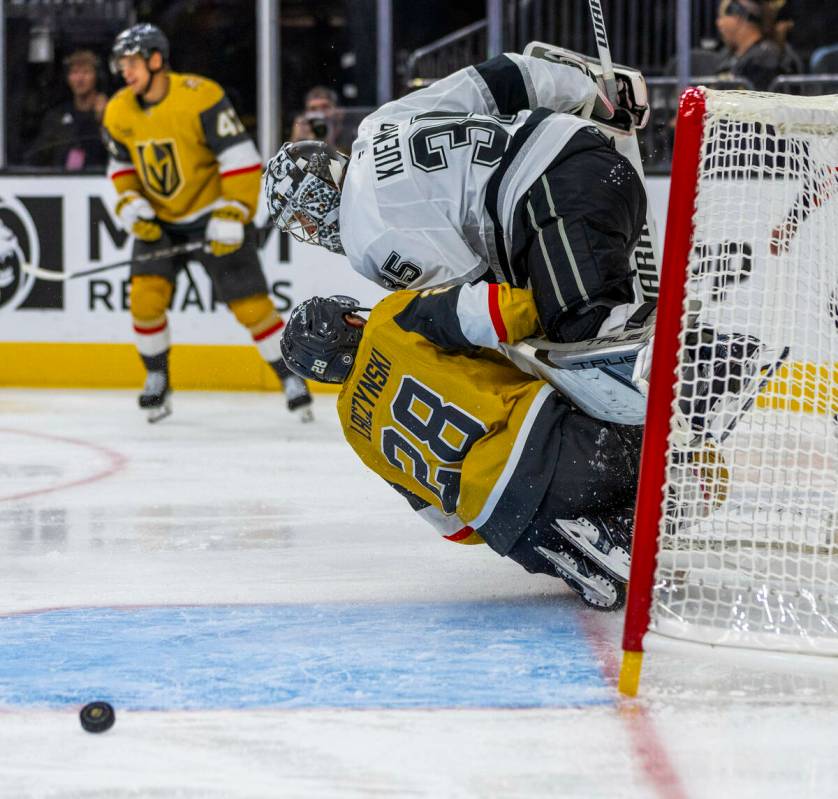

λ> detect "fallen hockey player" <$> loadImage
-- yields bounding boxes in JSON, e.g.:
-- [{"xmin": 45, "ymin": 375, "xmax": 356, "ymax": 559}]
[{"xmin": 279, "ymin": 285, "xmax": 643, "ymax": 611}]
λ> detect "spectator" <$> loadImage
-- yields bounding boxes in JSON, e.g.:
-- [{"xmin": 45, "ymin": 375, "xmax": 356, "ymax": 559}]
[
  {"xmin": 26, "ymin": 50, "xmax": 109, "ymax": 170},
  {"xmin": 715, "ymin": 0, "xmax": 800, "ymax": 90},
  {"xmin": 289, "ymin": 85, "xmax": 354, "ymax": 153}
]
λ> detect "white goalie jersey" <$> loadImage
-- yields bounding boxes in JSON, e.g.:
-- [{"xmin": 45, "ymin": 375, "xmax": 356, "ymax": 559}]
[{"xmin": 339, "ymin": 53, "xmax": 599, "ymax": 291}]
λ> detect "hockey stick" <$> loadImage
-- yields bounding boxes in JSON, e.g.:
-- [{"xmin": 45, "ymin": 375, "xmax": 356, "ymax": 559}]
[
  {"xmin": 585, "ymin": 0, "xmax": 661, "ymax": 303},
  {"xmin": 587, "ymin": 0, "xmax": 619, "ymax": 103},
  {"xmin": 20, "ymin": 241, "xmax": 206, "ymax": 282}
]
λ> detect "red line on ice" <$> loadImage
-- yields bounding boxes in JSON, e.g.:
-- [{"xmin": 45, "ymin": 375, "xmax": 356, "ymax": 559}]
[
  {"xmin": 581, "ymin": 613, "xmax": 690, "ymax": 799},
  {"xmin": 0, "ymin": 428, "xmax": 127, "ymax": 502}
]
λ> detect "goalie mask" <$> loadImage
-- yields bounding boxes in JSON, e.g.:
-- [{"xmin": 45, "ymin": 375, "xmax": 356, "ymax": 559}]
[
  {"xmin": 264, "ymin": 141, "xmax": 349, "ymax": 255},
  {"xmin": 280, "ymin": 295, "xmax": 369, "ymax": 384}
]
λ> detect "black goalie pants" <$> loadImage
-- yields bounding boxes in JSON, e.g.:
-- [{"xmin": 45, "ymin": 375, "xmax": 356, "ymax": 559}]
[
  {"xmin": 505, "ymin": 413, "xmax": 642, "ymax": 578},
  {"xmin": 514, "ymin": 127, "xmax": 647, "ymax": 343}
]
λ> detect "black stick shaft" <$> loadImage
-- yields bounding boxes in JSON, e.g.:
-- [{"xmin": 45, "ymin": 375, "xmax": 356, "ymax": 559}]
[{"xmin": 68, "ymin": 241, "xmax": 204, "ymax": 280}]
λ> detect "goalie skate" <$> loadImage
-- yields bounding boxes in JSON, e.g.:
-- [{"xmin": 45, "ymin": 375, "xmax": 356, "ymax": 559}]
[
  {"xmin": 138, "ymin": 371, "xmax": 172, "ymax": 424},
  {"xmin": 535, "ymin": 544, "xmax": 626, "ymax": 611}
]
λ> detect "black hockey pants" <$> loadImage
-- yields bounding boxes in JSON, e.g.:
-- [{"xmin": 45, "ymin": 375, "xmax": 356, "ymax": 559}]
[
  {"xmin": 513, "ymin": 127, "xmax": 647, "ymax": 343},
  {"xmin": 505, "ymin": 414, "xmax": 642, "ymax": 577}
]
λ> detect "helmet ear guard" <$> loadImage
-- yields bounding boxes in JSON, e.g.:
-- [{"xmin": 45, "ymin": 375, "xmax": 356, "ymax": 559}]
[
  {"xmin": 264, "ymin": 141, "xmax": 348, "ymax": 255},
  {"xmin": 280, "ymin": 295, "xmax": 369, "ymax": 384}
]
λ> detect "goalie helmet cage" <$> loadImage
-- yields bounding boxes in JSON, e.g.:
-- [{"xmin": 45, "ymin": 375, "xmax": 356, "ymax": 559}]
[{"xmin": 619, "ymin": 87, "xmax": 838, "ymax": 696}]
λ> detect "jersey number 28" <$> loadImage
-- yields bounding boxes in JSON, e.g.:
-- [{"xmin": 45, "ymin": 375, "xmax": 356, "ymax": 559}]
[{"xmin": 382, "ymin": 376, "xmax": 486, "ymax": 513}]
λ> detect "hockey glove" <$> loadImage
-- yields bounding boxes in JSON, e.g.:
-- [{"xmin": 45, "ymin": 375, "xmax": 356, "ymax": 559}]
[
  {"xmin": 590, "ymin": 81, "xmax": 636, "ymax": 131},
  {"xmin": 206, "ymin": 203, "xmax": 247, "ymax": 257},
  {"xmin": 115, "ymin": 192, "xmax": 162, "ymax": 242}
]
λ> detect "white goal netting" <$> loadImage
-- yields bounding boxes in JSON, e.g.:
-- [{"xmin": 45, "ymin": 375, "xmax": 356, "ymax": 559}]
[{"xmin": 651, "ymin": 89, "xmax": 838, "ymax": 659}]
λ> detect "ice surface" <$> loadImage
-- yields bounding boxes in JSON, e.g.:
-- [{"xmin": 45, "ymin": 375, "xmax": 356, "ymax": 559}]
[{"xmin": 1, "ymin": 388, "xmax": 837, "ymax": 798}]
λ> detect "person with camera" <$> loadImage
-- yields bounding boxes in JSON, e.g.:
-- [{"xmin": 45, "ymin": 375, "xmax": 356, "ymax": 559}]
[{"xmin": 289, "ymin": 85, "xmax": 353, "ymax": 152}]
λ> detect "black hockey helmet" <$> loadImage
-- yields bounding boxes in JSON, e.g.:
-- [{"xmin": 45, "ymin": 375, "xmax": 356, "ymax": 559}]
[
  {"xmin": 110, "ymin": 23, "xmax": 170, "ymax": 74},
  {"xmin": 280, "ymin": 296, "xmax": 369, "ymax": 384}
]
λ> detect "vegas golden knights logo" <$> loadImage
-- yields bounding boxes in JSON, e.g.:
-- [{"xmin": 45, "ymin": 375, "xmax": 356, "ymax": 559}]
[{"xmin": 137, "ymin": 140, "xmax": 182, "ymax": 198}]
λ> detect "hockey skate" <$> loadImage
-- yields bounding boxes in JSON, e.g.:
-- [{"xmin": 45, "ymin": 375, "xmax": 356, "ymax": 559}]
[
  {"xmin": 550, "ymin": 512, "xmax": 633, "ymax": 582},
  {"xmin": 283, "ymin": 373, "xmax": 314, "ymax": 422},
  {"xmin": 273, "ymin": 357, "xmax": 314, "ymax": 422},
  {"xmin": 536, "ymin": 543, "xmax": 626, "ymax": 611},
  {"xmin": 138, "ymin": 371, "xmax": 172, "ymax": 423}
]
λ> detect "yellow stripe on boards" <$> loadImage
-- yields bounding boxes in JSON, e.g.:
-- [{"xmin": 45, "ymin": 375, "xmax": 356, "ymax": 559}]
[
  {"xmin": 0, "ymin": 342, "xmax": 340, "ymax": 393},
  {"xmin": 757, "ymin": 361, "xmax": 838, "ymax": 417}
]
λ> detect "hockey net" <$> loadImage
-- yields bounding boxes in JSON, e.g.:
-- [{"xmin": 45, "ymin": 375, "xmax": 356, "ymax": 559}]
[{"xmin": 620, "ymin": 87, "xmax": 838, "ymax": 694}]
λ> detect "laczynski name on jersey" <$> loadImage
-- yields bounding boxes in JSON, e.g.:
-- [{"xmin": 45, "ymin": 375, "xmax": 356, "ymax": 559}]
[
  {"xmin": 348, "ymin": 347, "xmax": 393, "ymax": 441},
  {"xmin": 372, "ymin": 125, "xmax": 405, "ymax": 183}
]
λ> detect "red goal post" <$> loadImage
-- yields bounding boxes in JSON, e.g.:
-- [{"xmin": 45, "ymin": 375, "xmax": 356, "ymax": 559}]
[
  {"xmin": 619, "ymin": 86, "xmax": 838, "ymax": 695},
  {"xmin": 619, "ymin": 87, "xmax": 705, "ymax": 696}
]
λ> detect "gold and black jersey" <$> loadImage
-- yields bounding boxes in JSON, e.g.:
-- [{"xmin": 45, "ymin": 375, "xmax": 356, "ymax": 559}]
[
  {"xmin": 336, "ymin": 283, "xmax": 568, "ymax": 554},
  {"xmin": 102, "ymin": 72, "xmax": 262, "ymax": 224}
]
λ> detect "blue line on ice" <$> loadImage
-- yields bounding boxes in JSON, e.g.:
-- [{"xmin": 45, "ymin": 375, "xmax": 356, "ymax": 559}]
[{"xmin": 0, "ymin": 602, "xmax": 610, "ymax": 710}]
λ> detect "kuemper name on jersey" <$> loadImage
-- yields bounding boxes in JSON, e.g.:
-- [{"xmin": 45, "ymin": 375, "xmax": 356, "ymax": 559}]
[
  {"xmin": 348, "ymin": 347, "xmax": 393, "ymax": 440},
  {"xmin": 372, "ymin": 126, "xmax": 404, "ymax": 182}
]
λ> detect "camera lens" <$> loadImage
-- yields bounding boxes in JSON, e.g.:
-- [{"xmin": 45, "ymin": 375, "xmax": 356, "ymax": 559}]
[{"xmin": 310, "ymin": 118, "xmax": 328, "ymax": 139}]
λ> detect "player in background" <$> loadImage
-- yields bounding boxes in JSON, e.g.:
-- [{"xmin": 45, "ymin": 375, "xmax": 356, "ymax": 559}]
[
  {"xmin": 102, "ymin": 23, "xmax": 313, "ymax": 422},
  {"xmin": 279, "ymin": 286, "xmax": 642, "ymax": 611},
  {"xmin": 264, "ymin": 52, "xmax": 650, "ymax": 350}
]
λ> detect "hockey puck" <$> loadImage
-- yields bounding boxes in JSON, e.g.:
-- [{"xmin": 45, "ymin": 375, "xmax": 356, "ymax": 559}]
[{"xmin": 79, "ymin": 701, "xmax": 115, "ymax": 733}]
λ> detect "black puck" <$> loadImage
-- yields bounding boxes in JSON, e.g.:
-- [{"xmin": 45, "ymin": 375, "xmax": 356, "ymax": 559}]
[{"xmin": 80, "ymin": 701, "xmax": 115, "ymax": 733}]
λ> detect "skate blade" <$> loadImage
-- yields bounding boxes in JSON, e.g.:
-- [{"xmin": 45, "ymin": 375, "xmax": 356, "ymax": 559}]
[
  {"xmin": 535, "ymin": 546, "xmax": 617, "ymax": 607},
  {"xmin": 550, "ymin": 522, "xmax": 630, "ymax": 581},
  {"xmin": 146, "ymin": 401, "xmax": 172, "ymax": 424}
]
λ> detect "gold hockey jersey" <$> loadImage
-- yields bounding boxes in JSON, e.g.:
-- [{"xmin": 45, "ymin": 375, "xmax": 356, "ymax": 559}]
[
  {"xmin": 102, "ymin": 72, "xmax": 262, "ymax": 224},
  {"xmin": 337, "ymin": 283, "xmax": 569, "ymax": 555}
]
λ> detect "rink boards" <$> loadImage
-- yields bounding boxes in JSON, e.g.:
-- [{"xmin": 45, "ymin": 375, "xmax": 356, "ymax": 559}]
[
  {"xmin": 0, "ymin": 175, "xmax": 387, "ymax": 389},
  {"xmin": 0, "ymin": 175, "xmax": 671, "ymax": 389}
]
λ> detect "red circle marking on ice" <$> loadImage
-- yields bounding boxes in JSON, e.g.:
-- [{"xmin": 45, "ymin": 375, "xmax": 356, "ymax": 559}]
[{"xmin": 0, "ymin": 428, "xmax": 127, "ymax": 502}]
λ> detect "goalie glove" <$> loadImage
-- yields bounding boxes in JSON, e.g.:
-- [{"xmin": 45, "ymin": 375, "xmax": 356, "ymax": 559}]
[
  {"xmin": 115, "ymin": 192, "xmax": 162, "ymax": 242},
  {"xmin": 206, "ymin": 202, "xmax": 247, "ymax": 257},
  {"xmin": 547, "ymin": 48, "xmax": 649, "ymax": 132}
]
